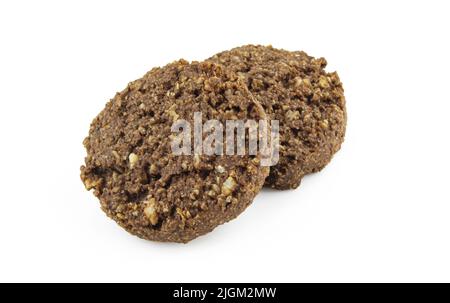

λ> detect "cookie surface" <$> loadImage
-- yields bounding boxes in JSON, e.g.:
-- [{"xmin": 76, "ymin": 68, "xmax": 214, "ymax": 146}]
[
  {"xmin": 208, "ymin": 45, "xmax": 346, "ymax": 189},
  {"xmin": 81, "ymin": 60, "xmax": 269, "ymax": 243}
]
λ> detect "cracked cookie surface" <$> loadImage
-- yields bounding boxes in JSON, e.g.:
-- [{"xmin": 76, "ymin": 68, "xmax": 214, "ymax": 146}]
[
  {"xmin": 80, "ymin": 60, "xmax": 269, "ymax": 243},
  {"xmin": 208, "ymin": 45, "xmax": 346, "ymax": 189}
]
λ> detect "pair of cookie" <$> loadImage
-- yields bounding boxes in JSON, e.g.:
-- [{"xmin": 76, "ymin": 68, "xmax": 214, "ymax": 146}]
[{"xmin": 80, "ymin": 45, "xmax": 346, "ymax": 243}]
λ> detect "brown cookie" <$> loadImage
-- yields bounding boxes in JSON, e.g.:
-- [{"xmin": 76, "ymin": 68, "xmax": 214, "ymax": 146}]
[
  {"xmin": 208, "ymin": 45, "xmax": 346, "ymax": 189},
  {"xmin": 80, "ymin": 60, "xmax": 269, "ymax": 243}
]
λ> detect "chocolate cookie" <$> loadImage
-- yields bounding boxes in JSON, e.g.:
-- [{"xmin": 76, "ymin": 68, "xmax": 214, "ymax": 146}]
[
  {"xmin": 80, "ymin": 60, "xmax": 269, "ymax": 243},
  {"xmin": 208, "ymin": 45, "xmax": 346, "ymax": 189}
]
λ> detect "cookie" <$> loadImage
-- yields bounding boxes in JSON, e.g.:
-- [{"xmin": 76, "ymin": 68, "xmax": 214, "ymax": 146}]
[
  {"xmin": 208, "ymin": 45, "xmax": 346, "ymax": 189},
  {"xmin": 80, "ymin": 60, "xmax": 269, "ymax": 243}
]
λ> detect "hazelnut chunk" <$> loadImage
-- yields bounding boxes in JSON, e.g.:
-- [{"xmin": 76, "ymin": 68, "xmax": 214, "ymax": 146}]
[
  {"xmin": 319, "ymin": 119, "xmax": 329, "ymax": 130},
  {"xmin": 196, "ymin": 76, "xmax": 205, "ymax": 84},
  {"xmin": 251, "ymin": 157, "xmax": 260, "ymax": 165},
  {"xmin": 144, "ymin": 198, "xmax": 159, "ymax": 226},
  {"xmin": 167, "ymin": 105, "xmax": 179, "ymax": 121},
  {"xmin": 176, "ymin": 207, "xmax": 186, "ymax": 223},
  {"xmin": 193, "ymin": 154, "xmax": 201, "ymax": 169},
  {"xmin": 294, "ymin": 77, "xmax": 303, "ymax": 87},
  {"xmin": 83, "ymin": 178, "xmax": 102, "ymax": 190},
  {"xmin": 189, "ymin": 189, "xmax": 200, "ymax": 200},
  {"xmin": 222, "ymin": 177, "xmax": 237, "ymax": 196},
  {"xmin": 112, "ymin": 150, "xmax": 121, "ymax": 161},
  {"xmin": 149, "ymin": 164, "xmax": 158, "ymax": 175},
  {"xmin": 225, "ymin": 196, "xmax": 233, "ymax": 204},
  {"xmin": 200, "ymin": 202, "xmax": 208, "ymax": 210},
  {"xmin": 215, "ymin": 165, "xmax": 225, "ymax": 174},
  {"xmin": 303, "ymin": 113, "xmax": 312, "ymax": 122},
  {"xmin": 207, "ymin": 190, "xmax": 217, "ymax": 198},
  {"xmin": 211, "ymin": 184, "xmax": 221, "ymax": 194},
  {"xmin": 128, "ymin": 153, "xmax": 139, "ymax": 168},
  {"xmin": 138, "ymin": 126, "xmax": 146, "ymax": 134},
  {"xmin": 286, "ymin": 110, "xmax": 300, "ymax": 122},
  {"xmin": 185, "ymin": 210, "xmax": 192, "ymax": 219},
  {"xmin": 237, "ymin": 72, "xmax": 246, "ymax": 80},
  {"xmin": 319, "ymin": 76, "xmax": 330, "ymax": 88},
  {"xmin": 302, "ymin": 78, "xmax": 312, "ymax": 87}
]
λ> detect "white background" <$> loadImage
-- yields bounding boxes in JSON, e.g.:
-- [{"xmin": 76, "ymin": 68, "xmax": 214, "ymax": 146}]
[{"xmin": 0, "ymin": 0, "xmax": 449, "ymax": 283}]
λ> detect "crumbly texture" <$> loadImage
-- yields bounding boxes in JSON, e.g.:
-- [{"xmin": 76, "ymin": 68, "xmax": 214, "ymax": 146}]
[
  {"xmin": 208, "ymin": 45, "xmax": 347, "ymax": 189},
  {"xmin": 80, "ymin": 60, "xmax": 269, "ymax": 243}
]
